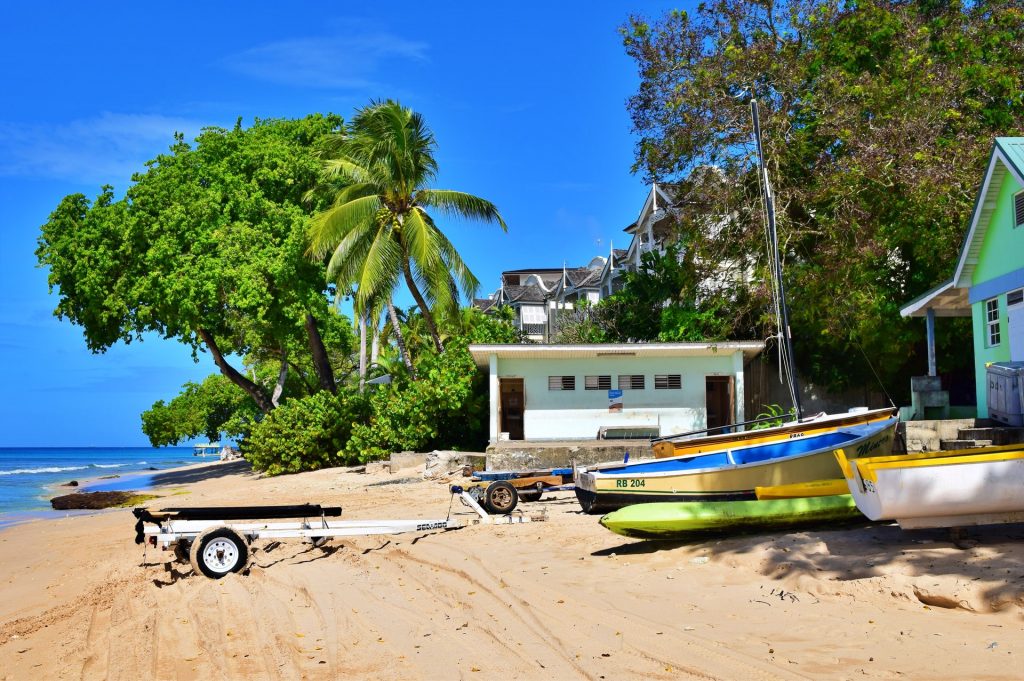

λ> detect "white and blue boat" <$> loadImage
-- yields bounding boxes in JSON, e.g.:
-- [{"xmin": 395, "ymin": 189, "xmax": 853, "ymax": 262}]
[{"xmin": 574, "ymin": 417, "xmax": 898, "ymax": 513}]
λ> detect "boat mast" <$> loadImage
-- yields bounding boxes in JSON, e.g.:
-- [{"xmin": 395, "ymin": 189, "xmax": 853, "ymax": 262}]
[{"xmin": 750, "ymin": 98, "xmax": 803, "ymax": 419}]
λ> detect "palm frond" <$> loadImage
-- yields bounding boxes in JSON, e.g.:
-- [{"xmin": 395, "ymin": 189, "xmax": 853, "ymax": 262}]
[
  {"xmin": 307, "ymin": 194, "xmax": 381, "ymax": 258},
  {"xmin": 416, "ymin": 190, "xmax": 507, "ymax": 231}
]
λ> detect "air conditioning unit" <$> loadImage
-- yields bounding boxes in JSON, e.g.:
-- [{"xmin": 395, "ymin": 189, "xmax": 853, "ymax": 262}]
[{"xmin": 987, "ymin": 362, "xmax": 1024, "ymax": 426}]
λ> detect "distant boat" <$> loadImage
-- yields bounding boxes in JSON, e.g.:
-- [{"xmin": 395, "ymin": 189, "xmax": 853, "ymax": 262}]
[
  {"xmin": 599, "ymin": 493, "xmax": 861, "ymax": 539},
  {"xmin": 835, "ymin": 444, "xmax": 1024, "ymax": 529},
  {"xmin": 193, "ymin": 443, "xmax": 220, "ymax": 457},
  {"xmin": 574, "ymin": 417, "xmax": 897, "ymax": 513}
]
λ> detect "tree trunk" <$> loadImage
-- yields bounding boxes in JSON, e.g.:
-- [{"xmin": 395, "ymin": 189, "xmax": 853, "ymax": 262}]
[
  {"xmin": 358, "ymin": 310, "xmax": 367, "ymax": 392},
  {"xmin": 198, "ymin": 328, "xmax": 275, "ymax": 413},
  {"xmin": 304, "ymin": 313, "xmax": 336, "ymax": 394},
  {"xmin": 387, "ymin": 299, "xmax": 416, "ymax": 379},
  {"xmin": 271, "ymin": 353, "xmax": 288, "ymax": 407},
  {"xmin": 371, "ymin": 320, "xmax": 380, "ymax": 366},
  {"xmin": 401, "ymin": 260, "xmax": 443, "ymax": 353}
]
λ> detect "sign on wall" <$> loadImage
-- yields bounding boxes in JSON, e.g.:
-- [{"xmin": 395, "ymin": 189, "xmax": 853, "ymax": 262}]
[{"xmin": 608, "ymin": 389, "xmax": 623, "ymax": 413}]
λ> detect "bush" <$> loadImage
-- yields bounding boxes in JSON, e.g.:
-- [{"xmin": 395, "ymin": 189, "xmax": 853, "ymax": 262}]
[
  {"xmin": 243, "ymin": 390, "xmax": 370, "ymax": 475},
  {"xmin": 344, "ymin": 338, "xmax": 486, "ymax": 463}
]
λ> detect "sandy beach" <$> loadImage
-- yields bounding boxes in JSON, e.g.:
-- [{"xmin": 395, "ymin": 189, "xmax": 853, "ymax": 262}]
[{"xmin": 1, "ymin": 459, "xmax": 1022, "ymax": 681}]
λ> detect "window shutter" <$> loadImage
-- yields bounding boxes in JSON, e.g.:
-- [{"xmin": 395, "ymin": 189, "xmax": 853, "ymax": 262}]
[
  {"xmin": 585, "ymin": 375, "xmax": 611, "ymax": 390},
  {"xmin": 655, "ymin": 374, "xmax": 682, "ymax": 389},
  {"xmin": 548, "ymin": 376, "xmax": 575, "ymax": 390},
  {"xmin": 1015, "ymin": 191, "xmax": 1024, "ymax": 228}
]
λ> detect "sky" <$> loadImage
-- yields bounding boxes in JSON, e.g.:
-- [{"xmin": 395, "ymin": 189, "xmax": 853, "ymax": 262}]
[{"xmin": 0, "ymin": 1, "xmax": 685, "ymax": 447}]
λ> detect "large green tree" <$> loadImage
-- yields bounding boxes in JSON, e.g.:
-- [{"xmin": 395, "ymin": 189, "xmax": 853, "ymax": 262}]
[
  {"xmin": 37, "ymin": 116, "xmax": 352, "ymax": 412},
  {"xmin": 622, "ymin": 0, "xmax": 1024, "ymax": 393},
  {"xmin": 306, "ymin": 100, "xmax": 507, "ymax": 357}
]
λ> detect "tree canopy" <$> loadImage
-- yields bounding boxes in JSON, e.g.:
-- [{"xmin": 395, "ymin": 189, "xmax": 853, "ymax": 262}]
[
  {"xmin": 622, "ymin": 0, "xmax": 1024, "ymax": 392},
  {"xmin": 37, "ymin": 115, "xmax": 354, "ymax": 412}
]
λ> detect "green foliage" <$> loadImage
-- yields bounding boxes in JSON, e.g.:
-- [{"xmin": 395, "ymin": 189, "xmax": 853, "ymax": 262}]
[
  {"xmin": 558, "ymin": 244, "xmax": 734, "ymax": 343},
  {"xmin": 344, "ymin": 338, "xmax": 486, "ymax": 462},
  {"xmin": 36, "ymin": 115, "xmax": 349, "ymax": 411},
  {"xmin": 243, "ymin": 390, "xmax": 371, "ymax": 476},
  {"xmin": 307, "ymin": 100, "xmax": 507, "ymax": 353},
  {"xmin": 141, "ymin": 374, "xmax": 260, "ymax": 446},
  {"xmin": 621, "ymin": 0, "xmax": 1024, "ymax": 394},
  {"xmin": 749, "ymin": 404, "xmax": 795, "ymax": 430}
]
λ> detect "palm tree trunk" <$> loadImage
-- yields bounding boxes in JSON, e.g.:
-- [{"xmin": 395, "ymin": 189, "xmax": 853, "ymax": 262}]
[
  {"xmin": 401, "ymin": 260, "xmax": 443, "ymax": 352},
  {"xmin": 387, "ymin": 299, "xmax": 416, "ymax": 379},
  {"xmin": 198, "ymin": 328, "xmax": 275, "ymax": 413},
  {"xmin": 358, "ymin": 311, "xmax": 367, "ymax": 392},
  {"xmin": 371, "ymin": 320, "xmax": 380, "ymax": 365},
  {"xmin": 304, "ymin": 313, "xmax": 337, "ymax": 394}
]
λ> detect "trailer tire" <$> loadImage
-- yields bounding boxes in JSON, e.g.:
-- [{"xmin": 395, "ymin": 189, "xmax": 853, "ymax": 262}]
[
  {"xmin": 518, "ymin": 482, "xmax": 544, "ymax": 503},
  {"xmin": 189, "ymin": 526, "xmax": 248, "ymax": 579},
  {"xmin": 484, "ymin": 481, "xmax": 518, "ymax": 514}
]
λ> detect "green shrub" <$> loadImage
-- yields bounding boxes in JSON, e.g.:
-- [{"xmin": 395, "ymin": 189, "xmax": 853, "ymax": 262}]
[
  {"xmin": 243, "ymin": 390, "xmax": 370, "ymax": 475},
  {"xmin": 344, "ymin": 339, "xmax": 486, "ymax": 463}
]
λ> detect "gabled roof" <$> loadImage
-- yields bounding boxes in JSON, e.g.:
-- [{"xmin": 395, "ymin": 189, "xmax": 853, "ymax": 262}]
[
  {"xmin": 952, "ymin": 138, "xmax": 1024, "ymax": 287},
  {"xmin": 473, "ymin": 298, "xmax": 498, "ymax": 313},
  {"xmin": 502, "ymin": 284, "xmax": 547, "ymax": 304}
]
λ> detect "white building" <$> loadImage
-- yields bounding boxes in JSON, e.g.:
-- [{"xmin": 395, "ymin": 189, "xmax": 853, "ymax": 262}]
[{"xmin": 469, "ymin": 342, "xmax": 765, "ymax": 442}]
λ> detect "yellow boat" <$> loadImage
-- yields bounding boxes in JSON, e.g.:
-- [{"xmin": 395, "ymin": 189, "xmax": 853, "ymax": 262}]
[{"xmin": 652, "ymin": 407, "xmax": 897, "ymax": 458}]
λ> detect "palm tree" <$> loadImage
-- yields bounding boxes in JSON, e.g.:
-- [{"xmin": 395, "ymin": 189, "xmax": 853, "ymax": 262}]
[{"xmin": 307, "ymin": 100, "xmax": 506, "ymax": 355}]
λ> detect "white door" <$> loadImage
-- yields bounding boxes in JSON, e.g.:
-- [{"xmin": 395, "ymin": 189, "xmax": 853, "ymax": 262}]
[{"xmin": 1009, "ymin": 290, "xmax": 1024, "ymax": 361}]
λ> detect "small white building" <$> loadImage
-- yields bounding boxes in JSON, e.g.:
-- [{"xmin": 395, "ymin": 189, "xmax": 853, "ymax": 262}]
[{"xmin": 469, "ymin": 342, "xmax": 765, "ymax": 442}]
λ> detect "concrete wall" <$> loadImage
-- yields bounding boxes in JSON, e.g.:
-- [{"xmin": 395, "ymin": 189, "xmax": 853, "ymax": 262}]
[
  {"xmin": 970, "ymin": 171, "xmax": 1023, "ymax": 415},
  {"xmin": 490, "ymin": 352, "xmax": 744, "ymax": 440}
]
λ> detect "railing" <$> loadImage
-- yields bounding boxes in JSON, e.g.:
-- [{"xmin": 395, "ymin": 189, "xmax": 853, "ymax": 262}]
[{"xmin": 518, "ymin": 322, "xmax": 547, "ymax": 338}]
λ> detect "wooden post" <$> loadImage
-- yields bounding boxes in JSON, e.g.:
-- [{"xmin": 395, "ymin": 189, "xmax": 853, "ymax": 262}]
[{"xmin": 926, "ymin": 307, "xmax": 937, "ymax": 377}]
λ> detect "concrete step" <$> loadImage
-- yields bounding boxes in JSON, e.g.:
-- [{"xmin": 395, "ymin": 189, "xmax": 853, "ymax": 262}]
[
  {"xmin": 957, "ymin": 427, "xmax": 1024, "ymax": 445},
  {"xmin": 940, "ymin": 439, "xmax": 993, "ymax": 450}
]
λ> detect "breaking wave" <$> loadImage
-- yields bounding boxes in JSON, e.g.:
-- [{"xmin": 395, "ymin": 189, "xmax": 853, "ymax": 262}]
[{"xmin": 0, "ymin": 465, "xmax": 89, "ymax": 476}]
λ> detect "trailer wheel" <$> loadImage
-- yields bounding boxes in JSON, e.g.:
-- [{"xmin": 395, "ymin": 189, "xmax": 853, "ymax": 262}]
[
  {"xmin": 518, "ymin": 482, "xmax": 544, "ymax": 503},
  {"xmin": 189, "ymin": 526, "xmax": 248, "ymax": 579},
  {"xmin": 484, "ymin": 481, "xmax": 518, "ymax": 514}
]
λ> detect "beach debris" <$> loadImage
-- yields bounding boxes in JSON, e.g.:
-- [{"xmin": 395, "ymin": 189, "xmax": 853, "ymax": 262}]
[
  {"xmin": 63, "ymin": 480, "xmax": 79, "ymax": 487},
  {"xmin": 51, "ymin": 491, "xmax": 157, "ymax": 510},
  {"xmin": 690, "ymin": 556, "xmax": 709, "ymax": 565},
  {"xmin": 912, "ymin": 588, "xmax": 975, "ymax": 611}
]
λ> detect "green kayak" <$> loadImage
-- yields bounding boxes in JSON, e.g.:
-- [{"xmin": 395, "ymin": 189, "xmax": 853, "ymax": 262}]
[{"xmin": 599, "ymin": 494, "xmax": 862, "ymax": 539}]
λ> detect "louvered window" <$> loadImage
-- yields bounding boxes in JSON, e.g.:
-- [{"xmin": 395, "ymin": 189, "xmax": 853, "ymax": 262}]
[
  {"xmin": 1009, "ymin": 289, "xmax": 1024, "ymax": 307},
  {"xmin": 618, "ymin": 374, "xmax": 645, "ymax": 390},
  {"xmin": 1015, "ymin": 191, "xmax": 1024, "ymax": 228},
  {"xmin": 548, "ymin": 376, "xmax": 575, "ymax": 391},
  {"xmin": 655, "ymin": 374, "xmax": 682, "ymax": 389},
  {"xmin": 585, "ymin": 375, "xmax": 611, "ymax": 390}
]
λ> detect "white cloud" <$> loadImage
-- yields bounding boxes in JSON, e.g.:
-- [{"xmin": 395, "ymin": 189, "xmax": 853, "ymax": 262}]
[
  {"xmin": 222, "ymin": 32, "xmax": 428, "ymax": 89},
  {"xmin": 0, "ymin": 112, "xmax": 211, "ymax": 184}
]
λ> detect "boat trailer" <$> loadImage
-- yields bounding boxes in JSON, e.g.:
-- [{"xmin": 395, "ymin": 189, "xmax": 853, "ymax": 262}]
[{"xmin": 133, "ymin": 485, "xmax": 542, "ymax": 579}]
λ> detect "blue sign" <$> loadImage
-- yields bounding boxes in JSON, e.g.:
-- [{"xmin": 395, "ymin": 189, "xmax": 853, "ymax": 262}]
[{"xmin": 608, "ymin": 389, "xmax": 623, "ymax": 398}]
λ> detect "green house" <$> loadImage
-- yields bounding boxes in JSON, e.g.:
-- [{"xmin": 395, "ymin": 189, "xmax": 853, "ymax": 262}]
[{"xmin": 901, "ymin": 138, "xmax": 1024, "ymax": 417}]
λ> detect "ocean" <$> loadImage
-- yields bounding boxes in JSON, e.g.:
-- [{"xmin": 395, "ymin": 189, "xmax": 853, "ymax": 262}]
[{"xmin": 0, "ymin": 446, "xmax": 198, "ymax": 519}]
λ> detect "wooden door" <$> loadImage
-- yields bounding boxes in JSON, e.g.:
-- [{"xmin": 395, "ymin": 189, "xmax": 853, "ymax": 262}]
[
  {"xmin": 705, "ymin": 376, "xmax": 734, "ymax": 434},
  {"xmin": 499, "ymin": 378, "xmax": 525, "ymax": 440}
]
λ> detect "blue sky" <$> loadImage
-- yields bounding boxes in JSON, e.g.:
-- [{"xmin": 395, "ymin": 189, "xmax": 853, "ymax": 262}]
[{"xmin": 0, "ymin": 1, "xmax": 682, "ymax": 446}]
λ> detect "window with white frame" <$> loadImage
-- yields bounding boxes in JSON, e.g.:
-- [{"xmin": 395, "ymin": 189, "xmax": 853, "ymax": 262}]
[
  {"xmin": 520, "ymin": 305, "xmax": 547, "ymax": 325},
  {"xmin": 986, "ymin": 298, "xmax": 1001, "ymax": 346},
  {"xmin": 1015, "ymin": 190, "xmax": 1024, "ymax": 229},
  {"xmin": 618, "ymin": 374, "xmax": 645, "ymax": 390},
  {"xmin": 548, "ymin": 375, "xmax": 575, "ymax": 391},
  {"xmin": 585, "ymin": 375, "xmax": 611, "ymax": 390}
]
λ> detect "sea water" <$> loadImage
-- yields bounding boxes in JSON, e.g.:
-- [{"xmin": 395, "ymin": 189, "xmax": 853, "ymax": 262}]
[{"xmin": 0, "ymin": 447, "xmax": 195, "ymax": 519}]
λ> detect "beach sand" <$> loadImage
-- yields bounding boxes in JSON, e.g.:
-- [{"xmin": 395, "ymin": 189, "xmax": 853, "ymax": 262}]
[{"xmin": 1, "ymin": 459, "xmax": 1022, "ymax": 680}]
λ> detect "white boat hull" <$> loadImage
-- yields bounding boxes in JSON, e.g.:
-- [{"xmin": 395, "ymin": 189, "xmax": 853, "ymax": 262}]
[{"xmin": 837, "ymin": 446, "xmax": 1024, "ymax": 529}]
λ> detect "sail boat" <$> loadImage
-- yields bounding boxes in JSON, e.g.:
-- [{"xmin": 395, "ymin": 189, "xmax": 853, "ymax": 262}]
[{"xmin": 573, "ymin": 99, "xmax": 899, "ymax": 514}]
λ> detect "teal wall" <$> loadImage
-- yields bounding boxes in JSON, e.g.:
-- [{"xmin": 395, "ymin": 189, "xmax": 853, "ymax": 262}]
[{"xmin": 970, "ymin": 170, "xmax": 1023, "ymax": 414}]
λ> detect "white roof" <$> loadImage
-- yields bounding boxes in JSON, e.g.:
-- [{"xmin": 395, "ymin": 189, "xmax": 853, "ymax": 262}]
[{"xmin": 469, "ymin": 342, "xmax": 765, "ymax": 367}]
